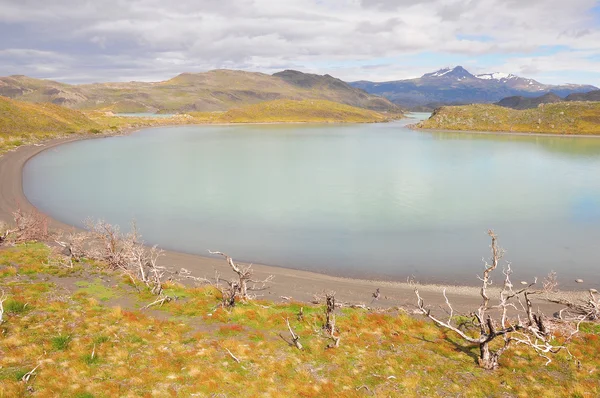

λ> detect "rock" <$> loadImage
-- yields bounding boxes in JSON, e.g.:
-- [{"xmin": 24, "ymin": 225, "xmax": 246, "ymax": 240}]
[
  {"xmin": 575, "ymin": 279, "xmax": 584, "ymax": 283},
  {"xmin": 520, "ymin": 281, "xmax": 528, "ymax": 285}
]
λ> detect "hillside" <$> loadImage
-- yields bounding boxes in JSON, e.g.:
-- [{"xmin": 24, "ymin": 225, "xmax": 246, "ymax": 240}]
[
  {"xmin": 351, "ymin": 66, "xmax": 597, "ymax": 108},
  {"xmin": 190, "ymin": 99, "xmax": 394, "ymax": 123},
  {"xmin": 495, "ymin": 92, "xmax": 564, "ymax": 110},
  {"xmin": 0, "ymin": 96, "xmax": 102, "ymax": 153},
  {"xmin": 0, "ymin": 70, "xmax": 402, "ymax": 114},
  {"xmin": 566, "ymin": 90, "xmax": 600, "ymax": 102},
  {"xmin": 417, "ymin": 102, "xmax": 600, "ymax": 135},
  {"xmin": 0, "ymin": 96, "xmax": 195, "ymax": 154}
]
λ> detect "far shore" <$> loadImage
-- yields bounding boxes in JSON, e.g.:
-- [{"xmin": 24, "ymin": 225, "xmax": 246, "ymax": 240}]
[
  {"xmin": 0, "ymin": 126, "xmax": 589, "ymax": 313},
  {"xmin": 410, "ymin": 124, "xmax": 600, "ymax": 138}
]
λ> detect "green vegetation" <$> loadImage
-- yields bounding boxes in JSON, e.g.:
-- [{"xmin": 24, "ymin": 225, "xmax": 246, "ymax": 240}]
[
  {"xmin": 0, "ymin": 96, "xmax": 398, "ymax": 154},
  {"xmin": 418, "ymin": 102, "xmax": 600, "ymax": 135},
  {"xmin": 0, "ymin": 96, "xmax": 195, "ymax": 154},
  {"xmin": 0, "ymin": 243, "xmax": 598, "ymax": 397},
  {"xmin": 190, "ymin": 99, "xmax": 396, "ymax": 123}
]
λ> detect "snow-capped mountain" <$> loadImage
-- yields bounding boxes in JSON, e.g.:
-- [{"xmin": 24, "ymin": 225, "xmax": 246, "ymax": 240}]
[{"xmin": 350, "ymin": 66, "xmax": 598, "ymax": 109}]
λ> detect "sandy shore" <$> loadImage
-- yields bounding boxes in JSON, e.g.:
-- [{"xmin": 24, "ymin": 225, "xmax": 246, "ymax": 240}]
[{"xmin": 0, "ymin": 132, "xmax": 588, "ymax": 313}]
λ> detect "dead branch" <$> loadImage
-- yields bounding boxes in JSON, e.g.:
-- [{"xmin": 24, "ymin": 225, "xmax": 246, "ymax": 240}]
[
  {"xmin": 283, "ymin": 317, "xmax": 303, "ymax": 349},
  {"xmin": 224, "ymin": 347, "xmax": 241, "ymax": 363},
  {"xmin": 21, "ymin": 363, "xmax": 40, "ymax": 383},
  {"xmin": 143, "ymin": 295, "xmax": 174, "ymax": 309},
  {"xmin": 0, "ymin": 290, "xmax": 6, "ymax": 323},
  {"xmin": 546, "ymin": 288, "xmax": 600, "ymax": 322}
]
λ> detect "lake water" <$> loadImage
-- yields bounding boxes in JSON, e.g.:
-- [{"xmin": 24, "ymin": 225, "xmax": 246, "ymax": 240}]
[{"xmin": 23, "ymin": 115, "xmax": 600, "ymax": 288}]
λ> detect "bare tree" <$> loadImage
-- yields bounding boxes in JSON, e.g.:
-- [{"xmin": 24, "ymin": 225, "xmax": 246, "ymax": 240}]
[
  {"xmin": 208, "ymin": 251, "xmax": 273, "ymax": 305},
  {"xmin": 415, "ymin": 230, "xmax": 578, "ymax": 370},
  {"xmin": 0, "ymin": 208, "xmax": 48, "ymax": 245},
  {"xmin": 324, "ymin": 293, "xmax": 341, "ymax": 348},
  {"xmin": 85, "ymin": 219, "xmax": 168, "ymax": 295},
  {"xmin": 55, "ymin": 231, "xmax": 88, "ymax": 268}
]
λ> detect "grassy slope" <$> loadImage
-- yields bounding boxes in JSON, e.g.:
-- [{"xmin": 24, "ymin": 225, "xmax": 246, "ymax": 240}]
[
  {"xmin": 418, "ymin": 102, "xmax": 600, "ymax": 135},
  {"xmin": 0, "ymin": 243, "xmax": 599, "ymax": 397},
  {"xmin": 0, "ymin": 70, "xmax": 403, "ymax": 114},
  {"xmin": 0, "ymin": 96, "xmax": 101, "ymax": 153},
  {"xmin": 0, "ymin": 97, "xmax": 394, "ymax": 155},
  {"xmin": 0, "ymin": 96, "xmax": 195, "ymax": 154},
  {"xmin": 190, "ymin": 99, "xmax": 393, "ymax": 123}
]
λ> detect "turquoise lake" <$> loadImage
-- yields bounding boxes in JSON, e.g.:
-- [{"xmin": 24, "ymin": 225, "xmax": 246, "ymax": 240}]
[{"xmin": 23, "ymin": 115, "xmax": 600, "ymax": 287}]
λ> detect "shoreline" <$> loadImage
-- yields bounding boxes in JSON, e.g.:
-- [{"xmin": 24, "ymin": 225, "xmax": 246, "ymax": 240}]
[
  {"xmin": 410, "ymin": 124, "xmax": 600, "ymax": 138},
  {"xmin": 0, "ymin": 128, "xmax": 588, "ymax": 312}
]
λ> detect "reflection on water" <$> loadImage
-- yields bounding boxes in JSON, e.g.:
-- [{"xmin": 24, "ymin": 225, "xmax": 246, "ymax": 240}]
[{"xmin": 23, "ymin": 120, "xmax": 600, "ymax": 288}]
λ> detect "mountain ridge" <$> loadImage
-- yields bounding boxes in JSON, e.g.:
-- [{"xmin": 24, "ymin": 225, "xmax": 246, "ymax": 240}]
[
  {"xmin": 350, "ymin": 66, "xmax": 597, "ymax": 109},
  {"xmin": 0, "ymin": 70, "xmax": 402, "ymax": 114}
]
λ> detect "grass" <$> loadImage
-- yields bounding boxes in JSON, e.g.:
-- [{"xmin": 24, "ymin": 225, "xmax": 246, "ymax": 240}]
[
  {"xmin": 0, "ymin": 96, "xmax": 399, "ymax": 155},
  {"xmin": 418, "ymin": 102, "xmax": 600, "ymax": 135},
  {"xmin": 0, "ymin": 243, "xmax": 599, "ymax": 396},
  {"xmin": 189, "ymin": 99, "xmax": 397, "ymax": 123}
]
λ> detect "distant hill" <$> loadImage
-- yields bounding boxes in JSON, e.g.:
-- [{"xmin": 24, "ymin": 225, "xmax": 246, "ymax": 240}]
[
  {"xmin": 190, "ymin": 99, "xmax": 394, "ymax": 123},
  {"xmin": 496, "ymin": 92, "xmax": 564, "ymax": 110},
  {"xmin": 566, "ymin": 90, "xmax": 600, "ymax": 102},
  {"xmin": 417, "ymin": 102, "xmax": 600, "ymax": 135},
  {"xmin": 0, "ymin": 70, "xmax": 402, "ymax": 114},
  {"xmin": 350, "ymin": 66, "xmax": 597, "ymax": 108}
]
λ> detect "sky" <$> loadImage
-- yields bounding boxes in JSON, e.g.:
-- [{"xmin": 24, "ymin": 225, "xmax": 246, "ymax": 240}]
[{"xmin": 1, "ymin": 0, "xmax": 600, "ymax": 85}]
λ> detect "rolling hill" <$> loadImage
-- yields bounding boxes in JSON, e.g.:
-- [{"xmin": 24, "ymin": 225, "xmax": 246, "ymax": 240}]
[
  {"xmin": 350, "ymin": 66, "xmax": 597, "ymax": 109},
  {"xmin": 417, "ymin": 102, "xmax": 600, "ymax": 135},
  {"xmin": 190, "ymin": 99, "xmax": 395, "ymax": 123},
  {"xmin": 0, "ymin": 70, "xmax": 402, "ymax": 114}
]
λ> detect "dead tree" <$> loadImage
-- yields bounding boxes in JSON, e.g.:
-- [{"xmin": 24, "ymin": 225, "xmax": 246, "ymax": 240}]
[
  {"xmin": 0, "ymin": 290, "xmax": 6, "ymax": 323},
  {"xmin": 415, "ymin": 230, "xmax": 577, "ymax": 370},
  {"xmin": 85, "ymin": 219, "xmax": 167, "ymax": 295},
  {"xmin": 324, "ymin": 293, "xmax": 341, "ymax": 348},
  {"xmin": 0, "ymin": 208, "xmax": 48, "ymax": 245},
  {"xmin": 208, "ymin": 251, "xmax": 273, "ymax": 305},
  {"xmin": 55, "ymin": 231, "xmax": 88, "ymax": 268}
]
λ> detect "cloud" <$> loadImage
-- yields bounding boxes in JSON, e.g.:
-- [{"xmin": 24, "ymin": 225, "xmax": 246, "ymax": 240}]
[{"xmin": 0, "ymin": 0, "xmax": 599, "ymax": 85}]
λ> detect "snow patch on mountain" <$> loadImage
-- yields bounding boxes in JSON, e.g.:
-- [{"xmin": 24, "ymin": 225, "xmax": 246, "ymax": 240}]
[{"xmin": 476, "ymin": 72, "xmax": 515, "ymax": 80}]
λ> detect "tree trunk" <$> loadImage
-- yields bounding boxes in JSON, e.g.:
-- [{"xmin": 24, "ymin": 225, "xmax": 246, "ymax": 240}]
[{"xmin": 478, "ymin": 341, "xmax": 499, "ymax": 370}]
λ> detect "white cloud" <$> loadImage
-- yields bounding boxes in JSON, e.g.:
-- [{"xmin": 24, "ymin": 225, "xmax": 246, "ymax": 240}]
[{"xmin": 0, "ymin": 0, "xmax": 598, "ymax": 84}]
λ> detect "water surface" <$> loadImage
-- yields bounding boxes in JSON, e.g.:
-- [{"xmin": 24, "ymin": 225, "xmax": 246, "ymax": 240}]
[{"xmin": 23, "ymin": 117, "xmax": 600, "ymax": 287}]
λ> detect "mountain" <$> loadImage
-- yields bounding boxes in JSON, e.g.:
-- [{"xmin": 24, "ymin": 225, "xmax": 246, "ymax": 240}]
[
  {"xmin": 496, "ymin": 92, "xmax": 564, "ymax": 110},
  {"xmin": 350, "ymin": 66, "xmax": 597, "ymax": 109},
  {"xmin": 0, "ymin": 70, "xmax": 402, "ymax": 114}
]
